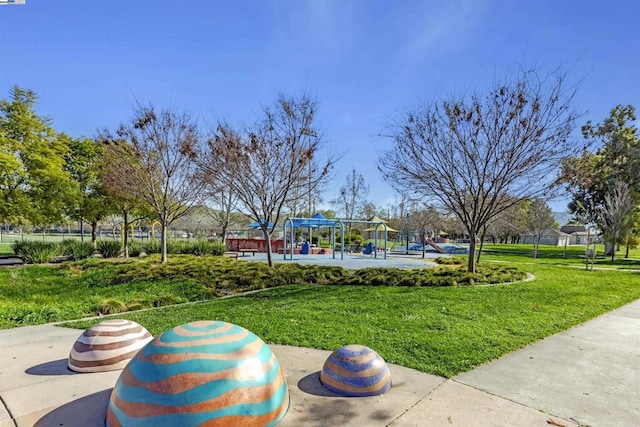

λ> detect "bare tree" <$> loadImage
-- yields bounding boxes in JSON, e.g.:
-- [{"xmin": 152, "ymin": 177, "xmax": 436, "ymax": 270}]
[
  {"xmin": 100, "ymin": 105, "xmax": 206, "ymax": 263},
  {"xmin": 410, "ymin": 204, "xmax": 445, "ymax": 258},
  {"xmin": 332, "ymin": 168, "xmax": 369, "ymax": 222},
  {"xmin": 525, "ymin": 198, "xmax": 557, "ymax": 258},
  {"xmin": 379, "ymin": 69, "xmax": 578, "ymax": 272},
  {"xmin": 204, "ymin": 181, "xmax": 238, "ymax": 244},
  {"xmin": 599, "ymin": 181, "xmax": 635, "ymax": 262},
  {"xmin": 189, "ymin": 95, "xmax": 336, "ymax": 267}
]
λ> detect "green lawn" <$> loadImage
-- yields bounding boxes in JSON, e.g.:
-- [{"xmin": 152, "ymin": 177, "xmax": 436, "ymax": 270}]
[
  {"xmin": 0, "ymin": 255, "xmax": 521, "ymax": 329},
  {"xmin": 2, "ymin": 244, "xmax": 639, "ymax": 378},
  {"xmin": 479, "ymin": 243, "xmax": 640, "ymax": 269},
  {"xmin": 65, "ymin": 263, "xmax": 640, "ymax": 377}
]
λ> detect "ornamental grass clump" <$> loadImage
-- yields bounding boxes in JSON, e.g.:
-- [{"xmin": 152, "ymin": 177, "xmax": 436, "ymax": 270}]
[
  {"xmin": 61, "ymin": 240, "xmax": 95, "ymax": 260},
  {"xmin": 97, "ymin": 240, "xmax": 122, "ymax": 258},
  {"xmin": 12, "ymin": 241, "xmax": 60, "ymax": 264}
]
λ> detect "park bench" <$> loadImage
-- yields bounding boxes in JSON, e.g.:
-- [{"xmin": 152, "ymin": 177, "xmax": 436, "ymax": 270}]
[
  {"xmin": 239, "ymin": 248, "xmax": 257, "ymax": 256},
  {"xmin": 224, "ymin": 252, "xmax": 239, "ymax": 260}
]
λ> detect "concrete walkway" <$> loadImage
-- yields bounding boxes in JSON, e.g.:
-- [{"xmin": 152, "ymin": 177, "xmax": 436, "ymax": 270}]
[{"xmin": 1, "ymin": 299, "xmax": 638, "ymax": 426}]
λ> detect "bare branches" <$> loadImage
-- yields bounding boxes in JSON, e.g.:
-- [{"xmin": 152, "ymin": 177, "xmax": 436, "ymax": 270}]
[
  {"xmin": 379, "ymin": 69, "xmax": 579, "ymax": 272},
  {"xmin": 599, "ymin": 181, "xmax": 635, "ymax": 261},
  {"xmin": 190, "ymin": 94, "xmax": 337, "ymax": 266},
  {"xmin": 99, "ymin": 104, "xmax": 206, "ymax": 262}
]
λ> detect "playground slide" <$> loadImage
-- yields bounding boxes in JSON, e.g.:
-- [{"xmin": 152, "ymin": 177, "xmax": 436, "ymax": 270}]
[
  {"xmin": 427, "ymin": 238, "xmax": 445, "ymax": 254},
  {"xmin": 362, "ymin": 242, "xmax": 374, "ymax": 255}
]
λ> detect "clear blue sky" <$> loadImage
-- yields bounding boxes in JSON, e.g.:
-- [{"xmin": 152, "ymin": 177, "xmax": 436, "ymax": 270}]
[{"xmin": 1, "ymin": 0, "xmax": 638, "ymax": 214}]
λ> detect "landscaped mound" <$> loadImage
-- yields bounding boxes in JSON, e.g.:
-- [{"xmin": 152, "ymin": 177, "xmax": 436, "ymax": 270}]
[
  {"xmin": 0, "ymin": 255, "xmax": 527, "ymax": 329},
  {"xmin": 66, "ymin": 255, "xmax": 526, "ymax": 291}
]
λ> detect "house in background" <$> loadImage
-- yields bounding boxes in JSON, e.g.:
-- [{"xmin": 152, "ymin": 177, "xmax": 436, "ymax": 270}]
[
  {"xmin": 521, "ymin": 229, "xmax": 570, "ymax": 247},
  {"xmin": 559, "ymin": 224, "xmax": 594, "ymax": 245}
]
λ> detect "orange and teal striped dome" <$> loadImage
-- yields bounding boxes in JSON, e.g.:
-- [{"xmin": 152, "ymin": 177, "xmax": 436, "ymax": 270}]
[{"xmin": 106, "ymin": 320, "xmax": 289, "ymax": 426}]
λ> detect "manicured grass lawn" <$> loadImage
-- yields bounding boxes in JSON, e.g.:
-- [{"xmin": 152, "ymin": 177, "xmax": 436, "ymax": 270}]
[
  {"xmin": 65, "ymin": 263, "xmax": 640, "ymax": 377},
  {"xmin": 0, "ymin": 255, "xmax": 522, "ymax": 328},
  {"xmin": 0, "ymin": 243, "xmax": 13, "ymax": 255},
  {"xmin": 479, "ymin": 243, "xmax": 640, "ymax": 269},
  {"xmin": 2, "ymin": 244, "xmax": 639, "ymax": 378}
]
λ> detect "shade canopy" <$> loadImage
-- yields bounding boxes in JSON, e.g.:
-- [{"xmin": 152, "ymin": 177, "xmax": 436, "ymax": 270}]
[
  {"xmin": 247, "ymin": 218, "xmax": 276, "ymax": 229},
  {"xmin": 290, "ymin": 212, "xmax": 337, "ymax": 228},
  {"xmin": 364, "ymin": 215, "xmax": 397, "ymax": 232}
]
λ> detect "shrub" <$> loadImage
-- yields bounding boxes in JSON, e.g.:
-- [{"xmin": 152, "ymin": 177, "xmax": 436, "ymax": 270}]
[
  {"xmin": 152, "ymin": 294, "xmax": 186, "ymax": 307},
  {"xmin": 12, "ymin": 241, "xmax": 60, "ymax": 264},
  {"xmin": 436, "ymin": 256, "xmax": 466, "ymax": 265},
  {"xmin": 97, "ymin": 240, "xmax": 122, "ymax": 258},
  {"xmin": 128, "ymin": 241, "xmax": 144, "ymax": 257},
  {"xmin": 210, "ymin": 240, "xmax": 226, "ymax": 256},
  {"xmin": 143, "ymin": 240, "xmax": 161, "ymax": 254},
  {"xmin": 98, "ymin": 298, "xmax": 128, "ymax": 315},
  {"xmin": 61, "ymin": 240, "xmax": 95, "ymax": 260}
]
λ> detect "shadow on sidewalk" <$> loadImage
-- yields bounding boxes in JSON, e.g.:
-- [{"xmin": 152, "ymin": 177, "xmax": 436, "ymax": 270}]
[
  {"xmin": 35, "ymin": 388, "xmax": 111, "ymax": 427},
  {"xmin": 26, "ymin": 358, "xmax": 76, "ymax": 376}
]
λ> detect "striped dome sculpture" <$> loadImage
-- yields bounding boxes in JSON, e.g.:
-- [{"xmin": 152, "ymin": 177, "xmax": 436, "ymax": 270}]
[
  {"xmin": 106, "ymin": 320, "xmax": 289, "ymax": 427},
  {"xmin": 320, "ymin": 344, "xmax": 392, "ymax": 397},
  {"xmin": 68, "ymin": 319, "xmax": 152, "ymax": 373}
]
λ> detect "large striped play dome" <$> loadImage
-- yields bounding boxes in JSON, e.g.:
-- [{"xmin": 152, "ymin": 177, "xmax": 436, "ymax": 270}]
[
  {"xmin": 68, "ymin": 319, "xmax": 152, "ymax": 373},
  {"xmin": 106, "ymin": 320, "xmax": 289, "ymax": 426},
  {"xmin": 320, "ymin": 344, "xmax": 392, "ymax": 397}
]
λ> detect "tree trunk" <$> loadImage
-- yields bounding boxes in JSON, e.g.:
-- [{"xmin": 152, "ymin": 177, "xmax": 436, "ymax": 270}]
[
  {"xmin": 122, "ymin": 210, "xmax": 129, "ymax": 258},
  {"xmin": 625, "ymin": 237, "xmax": 630, "ymax": 258},
  {"xmin": 161, "ymin": 221, "xmax": 168, "ymax": 263},
  {"xmin": 533, "ymin": 237, "xmax": 538, "ymax": 259},
  {"xmin": 80, "ymin": 219, "xmax": 85, "ymax": 242},
  {"xmin": 91, "ymin": 221, "xmax": 98, "ymax": 249},
  {"xmin": 221, "ymin": 222, "xmax": 228, "ymax": 244},
  {"xmin": 605, "ymin": 237, "xmax": 615, "ymax": 262},
  {"xmin": 467, "ymin": 228, "xmax": 477, "ymax": 273},
  {"xmin": 476, "ymin": 228, "xmax": 485, "ymax": 266},
  {"xmin": 262, "ymin": 227, "xmax": 273, "ymax": 267}
]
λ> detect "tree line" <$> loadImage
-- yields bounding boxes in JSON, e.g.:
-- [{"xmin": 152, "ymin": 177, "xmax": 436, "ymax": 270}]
[{"xmin": 2, "ymin": 66, "xmax": 638, "ymax": 271}]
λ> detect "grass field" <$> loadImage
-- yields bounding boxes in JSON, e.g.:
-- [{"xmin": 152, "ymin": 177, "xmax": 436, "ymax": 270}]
[
  {"xmin": 65, "ymin": 263, "xmax": 640, "ymax": 377},
  {"xmin": 2, "ymin": 243, "xmax": 639, "ymax": 377}
]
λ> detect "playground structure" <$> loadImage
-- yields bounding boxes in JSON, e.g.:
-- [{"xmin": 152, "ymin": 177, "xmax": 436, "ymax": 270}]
[{"xmin": 283, "ymin": 214, "xmax": 393, "ymax": 261}]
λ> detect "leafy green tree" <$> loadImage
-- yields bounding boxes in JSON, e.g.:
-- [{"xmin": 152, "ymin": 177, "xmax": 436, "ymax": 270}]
[
  {"xmin": 65, "ymin": 137, "xmax": 118, "ymax": 246},
  {"xmin": 561, "ymin": 105, "xmax": 640, "ymax": 255},
  {"xmin": 0, "ymin": 86, "xmax": 77, "ymax": 227}
]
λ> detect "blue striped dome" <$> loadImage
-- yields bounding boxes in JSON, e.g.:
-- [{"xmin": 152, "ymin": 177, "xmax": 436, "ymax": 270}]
[
  {"xmin": 106, "ymin": 321, "xmax": 289, "ymax": 426},
  {"xmin": 320, "ymin": 345, "xmax": 391, "ymax": 397}
]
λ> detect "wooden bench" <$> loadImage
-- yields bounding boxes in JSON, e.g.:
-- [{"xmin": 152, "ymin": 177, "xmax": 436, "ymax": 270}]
[
  {"xmin": 224, "ymin": 252, "xmax": 239, "ymax": 260},
  {"xmin": 239, "ymin": 248, "xmax": 257, "ymax": 256}
]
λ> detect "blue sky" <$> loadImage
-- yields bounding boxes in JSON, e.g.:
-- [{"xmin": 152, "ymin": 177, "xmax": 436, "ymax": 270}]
[{"xmin": 1, "ymin": 0, "xmax": 638, "ymax": 214}]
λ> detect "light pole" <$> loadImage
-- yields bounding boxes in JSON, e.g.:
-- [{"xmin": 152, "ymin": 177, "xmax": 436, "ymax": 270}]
[{"xmin": 405, "ymin": 213, "xmax": 410, "ymax": 254}]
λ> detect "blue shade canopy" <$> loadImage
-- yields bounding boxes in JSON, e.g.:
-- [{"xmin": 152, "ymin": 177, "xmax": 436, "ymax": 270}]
[
  {"xmin": 247, "ymin": 219, "xmax": 275, "ymax": 229},
  {"xmin": 294, "ymin": 213, "xmax": 337, "ymax": 228}
]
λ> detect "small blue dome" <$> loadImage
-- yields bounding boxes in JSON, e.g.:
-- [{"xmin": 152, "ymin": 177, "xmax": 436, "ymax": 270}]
[{"xmin": 320, "ymin": 345, "xmax": 392, "ymax": 397}]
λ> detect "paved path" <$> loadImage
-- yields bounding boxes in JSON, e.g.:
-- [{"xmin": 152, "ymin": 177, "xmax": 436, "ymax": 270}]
[{"xmin": 1, "ymin": 299, "xmax": 638, "ymax": 426}]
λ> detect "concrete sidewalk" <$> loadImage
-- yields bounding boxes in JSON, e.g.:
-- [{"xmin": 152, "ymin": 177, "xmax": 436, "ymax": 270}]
[{"xmin": 1, "ymin": 299, "xmax": 638, "ymax": 426}]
